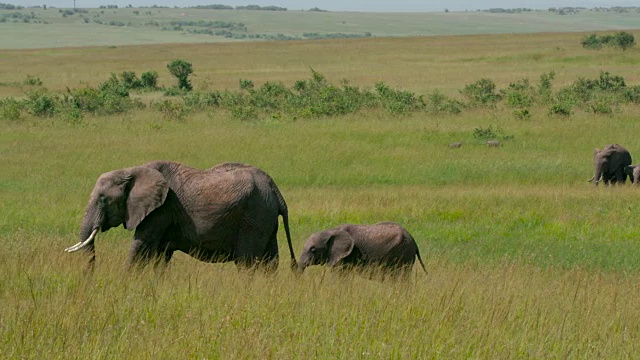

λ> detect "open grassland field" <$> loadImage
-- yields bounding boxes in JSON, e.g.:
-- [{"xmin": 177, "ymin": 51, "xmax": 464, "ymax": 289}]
[
  {"xmin": 0, "ymin": 6, "xmax": 640, "ymax": 48},
  {"xmin": 2, "ymin": 31, "xmax": 640, "ymax": 357}
]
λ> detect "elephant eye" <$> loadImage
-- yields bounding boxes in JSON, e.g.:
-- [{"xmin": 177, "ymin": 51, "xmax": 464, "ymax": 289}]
[
  {"xmin": 309, "ymin": 247, "xmax": 316, "ymax": 253},
  {"xmin": 99, "ymin": 196, "xmax": 107, "ymax": 205}
]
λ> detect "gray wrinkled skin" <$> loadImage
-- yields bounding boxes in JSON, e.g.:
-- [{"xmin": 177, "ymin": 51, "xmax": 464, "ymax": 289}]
[
  {"xmin": 298, "ymin": 222, "xmax": 427, "ymax": 278},
  {"xmin": 74, "ymin": 161, "xmax": 295, "ymax": 271}
]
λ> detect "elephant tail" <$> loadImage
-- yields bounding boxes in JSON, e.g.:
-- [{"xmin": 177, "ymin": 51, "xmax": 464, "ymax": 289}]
[
  {"xmin": 415, "ymin": 247, "xmax": 428, "ymax": 277},
  {"xmin": 273, "ymin": 184, "xmax": 297, "ymax": 269}
]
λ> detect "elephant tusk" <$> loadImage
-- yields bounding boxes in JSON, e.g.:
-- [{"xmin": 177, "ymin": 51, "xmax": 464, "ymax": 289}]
[{"xmin": 65, "ymin": 228, "xmax": 98, "ymax": 253}]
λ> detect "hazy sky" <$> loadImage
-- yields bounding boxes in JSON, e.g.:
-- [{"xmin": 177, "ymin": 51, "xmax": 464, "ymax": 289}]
[{"xmin": 14, "ymin": 0, "xmax": 639, "ymax": 12}]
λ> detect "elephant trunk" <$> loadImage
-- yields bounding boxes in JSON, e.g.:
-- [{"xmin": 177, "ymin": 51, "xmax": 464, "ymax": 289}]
[
  {"xmin": 593, "ymin": 162, "xmax": 604, "ymax": 186},
  {"xmin": 297, "ymin": 253, "xmax": 309, "ymax": 273},
  {"xmin": 65, "ymin": 199, "xmax": 102, "ymax": 270}
]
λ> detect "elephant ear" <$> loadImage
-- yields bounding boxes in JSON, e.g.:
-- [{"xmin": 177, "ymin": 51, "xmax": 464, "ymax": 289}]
[
  {"xmin": 328, "ymin": 230, "xmax": 355, "ymax": 267},
  {"xmin": 124, "ymin": 166, "xmax": 169, "ymax": 230}
]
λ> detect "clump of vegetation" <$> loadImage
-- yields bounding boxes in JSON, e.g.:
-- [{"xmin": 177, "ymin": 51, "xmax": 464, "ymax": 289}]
[
  {"xmin": 167, "ymin": 59, "xmax": 194, "ymax": 91},
  {"xmin": 581, "ymin": 32, "xmax": 636, "ymax": 51},
  {"xmin": 460, "ymin": 78, "xmax": 501, "ymax": 106},
  {"xmin": 0, "ymin": 97, "xmax": 24, "ymax": 120},
  {"xmin": 23, "ymin": 74, "xmax": 42, "ymax": 86},
  {"xmin": 425, "ymin": 90, "xmax": 463, "ymax": 114},
  {"xmin": 3, "ymin": 59, "xmax": 640, "ymax": 123},
  {"xmin": 472, "ymin": 125, "xmax": 514, "ymax": 141}
]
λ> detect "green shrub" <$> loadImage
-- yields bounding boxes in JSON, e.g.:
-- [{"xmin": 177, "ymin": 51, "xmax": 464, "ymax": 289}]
[
  {"xmin": 167, "ymin": 59, "xmax": 193, "ymax": 91},
  {"xmin": 23, "ymin": 74, "xmax": 42, "ymax": 86},
  {"xmin": 0, "ymin": 97, "xmax": 23, "ymax": 120},
  {"xmin": 596, "ymin": 71, "xmax": 625, "ymax": 92},
  {"xmin": 140, "ymin": 71, "xmax": 159, "ymax": 89},
  {"xmin": 64, "ymin": 86, "xmax": 103, "ymax": 114},
  {"xmin": 375, "ymin": 82, "xmax": 424, "ymax": 115},
  {"xmin": 163, "ymin": 86, "xmax": 187, "ymax": 96},
  {"xmin": 581, "ymin": 33, "xmax": 603, "ymax": 49},
  {"xmin": 154, "ymin": 99, "xmax": 188, "ymax": 120},
  {"xmin": 536, "ymin": 71, "xmax": 555, "ymax": 104},
  {"xmin": 425, "ymin": 90, "xmax": 463, "ymax": 114},
  {"xmin": 512, "ymin": 108, "xmax": 531, "ymax": 120},
  {"xmin": 99, "ymin": 73, "xmax": 129, "ymax": 97},
  {"xmin": 25, "ymin": 89, "xmax": 56, "ymax": 117},
  {"xmin": 587, "ymin": 95, "xmax": 616, "ymax": 115},
  {"xmin": 581, "ymin": 32, "xmax": 636, "ymax": 51},
  {"xmin": 623, "ymin": 85, "xmax": 640, "ymax": 104},
  {"xmin": 611, "ymin": 31, "xmax": 636, "ymax": 51},
  {"xmin": 120, "ymin": 71, "xmax": 142, "ymax": 89},
  {"xmin": 183, "ymin": 91, "xmax": 221, "ymax": 109},
  {"xmin": 239, "ymin": 79, "xmax": 254, "ymax": 91},
  {"xmin": 230, "ymin": 105, "xmax": 257, "ymax": 121},
  {"xmin": 460, "ymin": 78, "xmax": 501, "ymax": 106},
  {"xmin": 472, "ymin": 125, "xmax": 513, "ymax": 141},
  {"xmin": 501, "ymin": 79, "xmax": 534, "ymax": 108},
  {"xmin": 548, "ymin": 102, "xmax": 572, "ymax": 116}
]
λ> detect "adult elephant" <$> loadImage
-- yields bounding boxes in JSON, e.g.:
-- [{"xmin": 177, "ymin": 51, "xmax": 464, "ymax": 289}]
[
  {"xmin": 297, "ymin": 222, "xmax": 427, "ymax": 277},
  {"xmin": 588, "ymin": 144, "xmax": 632, "ymax": 186},
  {"xmin": 65, "ymin": 161, "xmax": 296, "ymax": 271}
]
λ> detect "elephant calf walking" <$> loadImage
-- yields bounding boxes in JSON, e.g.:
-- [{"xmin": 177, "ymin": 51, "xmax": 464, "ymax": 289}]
[{"xmin": 297, "ymin": 222, "xmax": 427, "ymax": 278}]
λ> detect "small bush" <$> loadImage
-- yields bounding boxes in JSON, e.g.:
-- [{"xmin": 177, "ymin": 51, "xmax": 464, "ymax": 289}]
[
  {"xmin": 0, "ymin": 97, "xmax": 23, "ymax": 120},
  {"xmin": 140, "ymin": 71, "xmax": 159, "ymax": 89},
  {"xmin": 154, "ymin": 99, "xmax": 188, "ymax": 120},
  {"xmin": 120, "ymin": 71, "xmax": 142, "ymax": 89},
  {"xmin": 230, "ymin": 105, "xmax": 257, "ymax": 121},
  {"xmin": 167, "ymin": 59, "xmax": 193, "ymax": 91},
  {"xmin": 25, "ymin": 90, "xmax": 56, "ymax": 117},
  {"xmin": 99, "ymin": 74, "xmax": 129, "ymax": 97},
  {"xmin": 23, "ymin": 74, "xmax": 42, "ymax": 86},
  {"xmin": 425, "ymin": 90, "xmax": 463, "ymax": 114},
  {"xmin": 581, "ymin": 32, "xmax": 636, "ymax": 51},
  {"xmin": 587, "ymin": 96, "xmax": 616, "ymax": 115},
  {"xmin": 375, "ymin": 82, "xmax": 424, "ymax": 115},
  {"xmin": 581, "ymin": 34, "xmax": 603, "ymax": 49},
  {"xmin": 183, "ymin": 91, "xmax": 221, "ymax": 109},
  {"xmin": 472, "ymin": 125, "xmax": 513, "ymax": 141},
  {"xmin": 512, "ymin": 108, "xmax": 531, "ymax": 120},
  {"xmin": 460, "ymin": 78, "xmax": 501, "ymax": 106},
  {"xmin": 537, "ymin": 71, "xmax": 555, "ymax": 104},
  {"xmin": 624, "ymin": 85, "xmax": 640, "ymax": 104},
  {"xmin": 239, "ymin": 79, "xmax": 254, "ymax": 91},
  {"xmin": 501, "ymin": 79, "xmax": 534, "ymax": 108},
  {"xmin": 548, "ymin": 102, "xmax": 572, "ymax": 116}
]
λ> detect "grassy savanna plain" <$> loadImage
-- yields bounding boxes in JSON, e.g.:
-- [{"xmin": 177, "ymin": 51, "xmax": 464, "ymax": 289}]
[
  {"xmin": 2, "ymin": 31, "xmax": 640, "ymax": 358},
  {"xmin": 1, "ymin": 6, "xmax": 640, "ymax": 48}
]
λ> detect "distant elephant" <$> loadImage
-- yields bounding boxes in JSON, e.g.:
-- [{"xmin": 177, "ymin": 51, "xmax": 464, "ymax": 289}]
[
  {"xmin": 625, "ymin": 164, "xmax": 640, "ymax": 185},
  {"xmin": 297, "ymin": 222, "xmax": 427, "ymax": 277},
  {"xmin": 588, "ymin": 144, "xmax": 632, "ymax": 186},
  {"xmin": 65, "ymin": 161, "xmax": 296, "ymax": 271}
]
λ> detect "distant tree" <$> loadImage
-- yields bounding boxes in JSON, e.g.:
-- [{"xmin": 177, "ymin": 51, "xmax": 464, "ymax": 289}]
[
  {"xmin": 612, "ymin": 31, "xmax": 636, "ymax": 51},
  {"xmin": 167, "ymin": 59, "xmax": 193, "ymax": 91}
]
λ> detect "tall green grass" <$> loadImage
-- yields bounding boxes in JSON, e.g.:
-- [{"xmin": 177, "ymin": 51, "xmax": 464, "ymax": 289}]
[{"xmin": 3, "ymin": 32, "xmax": 640, "ymax": 357}]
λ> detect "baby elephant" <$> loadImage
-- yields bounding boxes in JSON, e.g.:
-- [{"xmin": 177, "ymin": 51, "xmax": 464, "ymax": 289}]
[{"xmin": 298, "ymin": 222, "xmax": 427, "ymax": 277}]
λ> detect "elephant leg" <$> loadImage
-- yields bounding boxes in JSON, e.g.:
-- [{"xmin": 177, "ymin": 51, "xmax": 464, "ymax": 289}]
[
  {"xmin": 128, "ymin": 239, "xmax": 156, "ymax": 269},
  {"xmin": 616, "ymin": 168, "xmax": 627, "ymax": 184},
  {"xmin": 128, "ymin": 240, "xmax": 173, "ymax": 269},
  {"xmin": 259, "ymin": 228, "xmax": 279, "ymax": 273},
  {"xmin": 234, "ymin": 219, "xmax": 276, "ymax": 270}
]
